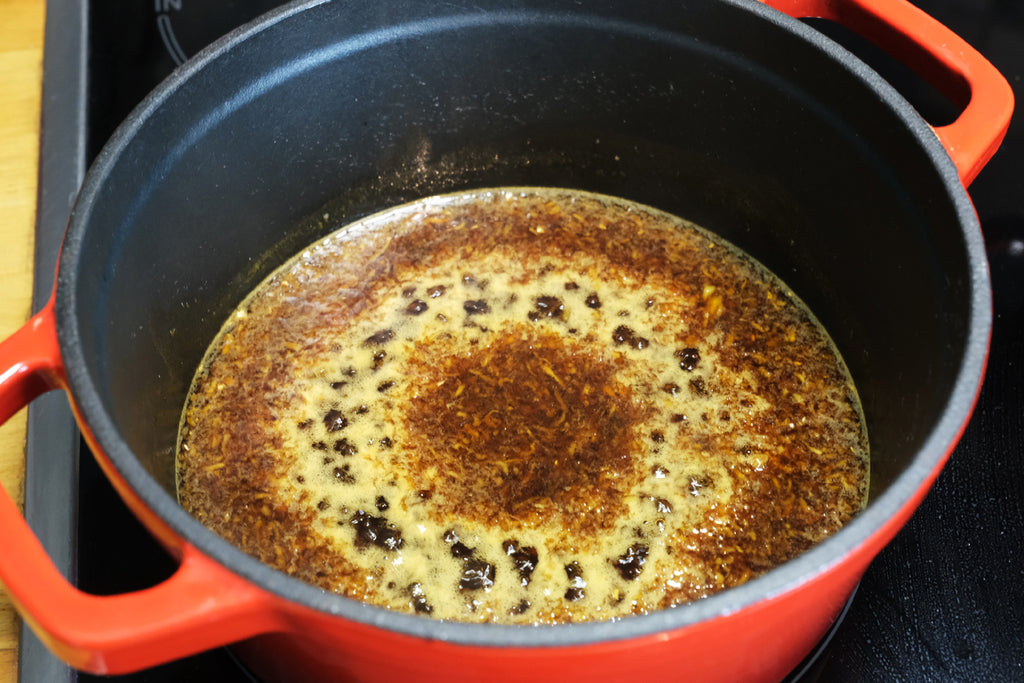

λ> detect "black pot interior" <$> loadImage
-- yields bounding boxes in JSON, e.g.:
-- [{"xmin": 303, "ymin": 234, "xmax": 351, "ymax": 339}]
[{"xmin": 62, "ymin": 0, "xmax": 974, "ymax": 526}]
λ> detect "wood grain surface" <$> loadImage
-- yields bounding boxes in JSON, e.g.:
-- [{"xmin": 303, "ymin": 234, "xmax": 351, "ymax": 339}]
[{"xmin": 0, "ymin": 0, "xmax": 46, "ymax": 681}]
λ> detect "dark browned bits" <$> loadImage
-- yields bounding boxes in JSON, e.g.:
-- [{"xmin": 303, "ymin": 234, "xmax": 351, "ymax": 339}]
[
  {"xmin": 532, "ymin": 296, "xmax": 564, "ymax": 319},
  {"xmin": 444, "ymin": 529, "xmax": 474, "ymax": 559},
  {"xmin": 463, "ymin": 299, "xmax": 490, "ymax": 315},
  {"xmin": 612, "ymin": 325, "xmax": 649, "ymax": 350},
  {"xmin": 402, "ymin": 329, "xmax": 646, "ymax": 534},
  {"xmin": 364, "ymin": 329, "xmax": 395, "ymax": 346},
  {"xmin": 333, "ymin": 438, "xmax": 357, "ymax": 456},
  {"xmin": 613, "ymin": 543, "xmax": 649, "ymax": 580},
  {"xmin": 405, "ymin": 299, "xmax": 428, "ymax": 315},
  {"xmin": 323, "ymin": 409, "xmax": 348, "ymax": 432},
  {"xmin": 510, "ymin": 600, "xmax": 531, "ymax": 615},
  {"xmin": 564, "ymin": 587, "xmax": 585, "ymax": 602},
  {"xmin": 349, "ymin": 509, "xmax": 403, "ymax": 551},
  {"xmin": 504, "ymin": 540, "xmax": 539, "ymax": 587},
  {"xmin": 409, "ymin": 583, "xmax": 433, "ymax": 614},
  {"xmin": 445, "ymin": 530, "xmax": 496, "ymax": 591},
  {"xmin": 564, "ymin": 561, "xmax": 586, "ymax": 601},
  {"xmin": 332, "ymin": 465, "xmax": 355, "ymax": 484},
  {"xmin": 564, "ymin": 561, "xmax": 583, "ymax": 580},
  {"xmin": 676, "ymin": 347, "xmax": 701, "ymax": 371},
  {"xmin": 459, "ymin": 558, "xmax": 496, "ymax": 592}
]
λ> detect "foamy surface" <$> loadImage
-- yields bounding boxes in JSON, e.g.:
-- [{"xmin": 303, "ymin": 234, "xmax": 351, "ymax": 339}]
[{"xmin": 177, "ymin": 188, "xmax": 868, "ymax": 623}]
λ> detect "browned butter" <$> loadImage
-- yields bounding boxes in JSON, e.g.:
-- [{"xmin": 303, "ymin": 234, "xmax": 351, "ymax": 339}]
[{"xmin": 176, "ymin": 188, "xmax": 869, "ymax": 624}]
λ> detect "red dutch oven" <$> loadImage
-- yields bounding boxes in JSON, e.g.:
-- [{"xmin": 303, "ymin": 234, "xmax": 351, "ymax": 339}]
[{"xmin": 0, "ymin": 0, "xmax": 1014, "ymax": 681}]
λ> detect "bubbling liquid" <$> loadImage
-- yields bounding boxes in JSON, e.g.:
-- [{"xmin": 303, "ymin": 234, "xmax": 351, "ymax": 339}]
[{"xmin": 176, "ymin": 188, "xmax": 869, "ymax": 623}]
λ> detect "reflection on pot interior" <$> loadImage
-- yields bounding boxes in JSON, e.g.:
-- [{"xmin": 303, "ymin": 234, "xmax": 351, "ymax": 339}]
[{"xmin": 176, "ymin": 188, "xmax": 869, "ymax": 624}]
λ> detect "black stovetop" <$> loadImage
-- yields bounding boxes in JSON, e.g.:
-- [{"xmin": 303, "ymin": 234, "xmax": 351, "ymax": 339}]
[{"xmin": 20, "ymin": 1, "xmax": 1024, "ymax": 681}]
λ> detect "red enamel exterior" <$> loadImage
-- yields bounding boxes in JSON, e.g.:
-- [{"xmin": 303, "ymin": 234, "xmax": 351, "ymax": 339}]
[{"xmin": 0, "ymin": 0, "xmax": 1012, "ymax": 680}]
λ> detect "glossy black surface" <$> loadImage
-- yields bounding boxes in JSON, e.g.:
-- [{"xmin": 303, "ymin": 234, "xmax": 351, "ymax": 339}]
[{"xmin": 21, "ymin": 0, "xmax": 1024, "ymax": 681}]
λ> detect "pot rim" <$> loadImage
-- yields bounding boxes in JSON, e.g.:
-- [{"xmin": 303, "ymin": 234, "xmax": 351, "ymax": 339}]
[{"xmin": 55, "ymin": 0, "xmax": 991, "ymax": 647}]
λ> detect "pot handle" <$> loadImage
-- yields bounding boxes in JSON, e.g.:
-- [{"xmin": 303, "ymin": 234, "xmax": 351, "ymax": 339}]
[
  {"xmin": 763, "ymin": 0, "xmax": 1014, "ymax": 186},
  {"xmin": 0, "ymin": 299, "xmax": 283, "ymax": 674}
]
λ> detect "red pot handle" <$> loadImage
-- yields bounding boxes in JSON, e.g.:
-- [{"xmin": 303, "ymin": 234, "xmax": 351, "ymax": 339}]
[
  {"xmin": 0, "ymin": 297, "xmax": 283, "ymax": 674},
  {"xmin": 763, "ymin": 0, "xmax": 1014, "ymax": 186}
]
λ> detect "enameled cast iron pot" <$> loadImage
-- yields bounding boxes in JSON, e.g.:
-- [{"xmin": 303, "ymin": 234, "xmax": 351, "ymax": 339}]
[{"xmin": 0, "ymin": 0, "xmax": 1013, "ymax": 681}]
